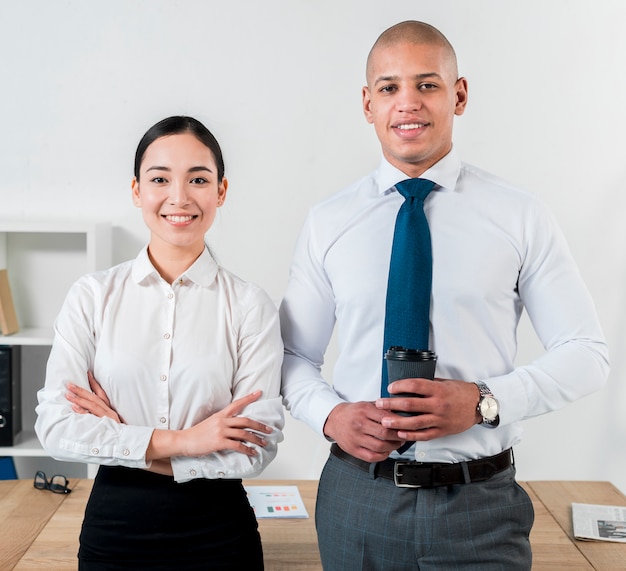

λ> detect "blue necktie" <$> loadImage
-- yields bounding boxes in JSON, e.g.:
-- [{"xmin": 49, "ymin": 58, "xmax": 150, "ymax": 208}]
[{"xmin": 381, "ymin": 178, "xmax": 435, "ymax": 398}]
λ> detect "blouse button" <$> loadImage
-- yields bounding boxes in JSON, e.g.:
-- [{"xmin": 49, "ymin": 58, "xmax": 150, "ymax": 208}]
[
  {"xmin": 167, "ymin": 293, "xmax": 174, "ymax": 299},
  {"xmin": 190, "ymin": 469, "xmax": 197, "ymax": 477},
  {"xmin": 91, "ymin": 448, "xmax": 100, "ymax": 455},
  {"xmin": 160, "ymin": 375, "xmax": 167, "ymax": 382},
  {"xmin": 123, "ymin": 449, "xmax": 130, "ymax": 456},
  {"xmin": 217, "ymin": 471, "xmax": 225, "ymax": 478},
  {"xmin": 160, "ymin": 417, "xmax": 167, "ymax": 424},
  {"xmin": 163, "ymin": 333, "xmax": 171, "ymax": 340}
]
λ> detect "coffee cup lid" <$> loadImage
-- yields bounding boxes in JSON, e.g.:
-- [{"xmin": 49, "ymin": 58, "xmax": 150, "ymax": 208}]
[{"xmin": 385, "ymin": 346, "xmax": 437, "ymax": 361}]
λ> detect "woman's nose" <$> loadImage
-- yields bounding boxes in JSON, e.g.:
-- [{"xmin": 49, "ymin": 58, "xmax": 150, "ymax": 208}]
[{"xmin": 169, "ymin": 181, "xmax": 190, "ymax": 205}]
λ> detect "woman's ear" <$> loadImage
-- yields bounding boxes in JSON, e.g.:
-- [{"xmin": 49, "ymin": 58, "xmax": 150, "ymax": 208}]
[
  {"xmin": 217, "ymin": 177, "xmax": 228, "ymax": 206},
  {"xmin": 131, "ymin": 177, "xmax": 141, "ymax": 207}
]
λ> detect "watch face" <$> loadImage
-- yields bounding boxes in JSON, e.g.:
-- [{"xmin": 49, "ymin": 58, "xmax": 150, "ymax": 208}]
[{"xmin": 479, "ymin": 396, "xmax": 499, "ymax": 421}]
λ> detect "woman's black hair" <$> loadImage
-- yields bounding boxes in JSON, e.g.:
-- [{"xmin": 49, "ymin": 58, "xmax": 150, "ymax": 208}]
[{"xmin": 134, "ymin": 116, "xmax": 225, "ymax": 182}]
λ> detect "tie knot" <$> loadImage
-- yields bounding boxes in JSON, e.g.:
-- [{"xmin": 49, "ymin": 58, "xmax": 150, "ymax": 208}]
[{"xmin": 395, "ymin": 178, "xmax": 435, "ymax": 201}]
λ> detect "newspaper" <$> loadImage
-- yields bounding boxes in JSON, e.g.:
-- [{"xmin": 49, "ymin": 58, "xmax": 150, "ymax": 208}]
[{"xmin": 572, "ymin": 502, "xmax": 626, "ymax": 542}]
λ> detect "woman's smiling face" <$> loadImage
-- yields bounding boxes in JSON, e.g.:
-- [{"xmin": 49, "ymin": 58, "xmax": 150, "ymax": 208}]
[{"xmin": 132, "ymin": 132, "xmax": 228, "ymax": 255}]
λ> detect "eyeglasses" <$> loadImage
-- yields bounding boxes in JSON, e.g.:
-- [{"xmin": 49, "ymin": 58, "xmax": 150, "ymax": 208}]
[{"xmin": 33, "ymin": 470, "xmax": 72, "ymax": 494}]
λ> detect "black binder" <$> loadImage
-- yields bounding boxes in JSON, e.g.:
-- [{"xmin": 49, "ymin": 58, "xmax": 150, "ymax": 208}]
[{"xmin": 0, "ymin": 346, "xmax": 21, "ymax": 447}]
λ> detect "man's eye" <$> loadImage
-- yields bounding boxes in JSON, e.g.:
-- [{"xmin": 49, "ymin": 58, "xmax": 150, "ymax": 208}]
[
  {"xmin": 380, "ymin": 85, "xmax": 396, "ymax": 93},
  {"xmin": 419, "ymin": 83, "xmax": 437, "ymax": 91}
]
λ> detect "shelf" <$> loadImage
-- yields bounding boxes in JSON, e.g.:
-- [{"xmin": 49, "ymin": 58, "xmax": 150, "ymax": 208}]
[
  {"xmin": 0, "ymin": 220, "xmax": 108, "ymax": 234},
  {"xmin": 0, "ymin": 220, "xmax": 111, "ymax": 476},
  {"xmin": 0, "ymin": 220, "xmax": 111, "ymax": 290},
  {"xmin": 1, "ymin": 431, "xmax": 99, "ymax": 478},
  {"xmin": 0, "ymin": 327, "xmax": 53, "ymax": 346},
  {"xmin": 0, "ymin": 431, "xmax": 47, "ymax": 457}
]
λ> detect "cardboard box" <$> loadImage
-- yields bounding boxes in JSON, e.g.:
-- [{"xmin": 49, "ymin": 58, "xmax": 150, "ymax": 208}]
[{"xmin": 0, "ymin": 269, "xmax": 19, "ymax": 335}]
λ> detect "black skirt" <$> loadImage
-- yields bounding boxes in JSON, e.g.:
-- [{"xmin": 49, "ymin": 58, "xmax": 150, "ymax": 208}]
[{"xmin": 78, "ymin": 465, "xmax": 264, "ymax": 570}]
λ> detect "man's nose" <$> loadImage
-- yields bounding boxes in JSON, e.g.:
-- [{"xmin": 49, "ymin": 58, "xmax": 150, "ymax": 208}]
[{"xmin": 397, "ymin": 88, "xmax": 423, "ymax": 112}]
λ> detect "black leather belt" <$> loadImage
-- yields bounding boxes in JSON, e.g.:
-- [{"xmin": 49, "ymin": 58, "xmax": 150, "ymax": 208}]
[{"xmin": 330, "ymin": 443, "xmax": 512, "ymax": 488}]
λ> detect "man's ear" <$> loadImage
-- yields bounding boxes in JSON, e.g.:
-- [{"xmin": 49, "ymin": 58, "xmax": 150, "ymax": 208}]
[
  {"xmin": 454, "ymin": 77, "xmax": 469, "ymax": 116},
  {"xmin": 362, "ymin": 85, "xmax": 374, "ymax": 124}
]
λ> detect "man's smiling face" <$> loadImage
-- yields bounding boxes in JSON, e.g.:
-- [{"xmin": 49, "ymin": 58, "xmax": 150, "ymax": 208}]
[{"xmin": 362, "ymin": 40, "xmax": 468, "ymax": 178}]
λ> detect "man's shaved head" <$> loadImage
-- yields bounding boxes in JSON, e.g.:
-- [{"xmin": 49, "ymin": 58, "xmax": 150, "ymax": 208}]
[{"xmin": 366, "ymin": 21, "xmax": 458, "ymax": 85}]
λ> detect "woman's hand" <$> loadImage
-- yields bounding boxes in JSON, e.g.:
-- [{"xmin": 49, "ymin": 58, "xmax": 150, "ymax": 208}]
[
  {"xmin": 66, "ymin": 371, "xmax": 123, "ymax": 423},
  {"xmin": 67, "ymin": 374, "xmax": 272, "ymax": 460},
  {"xmin": 147, "ymin": 390, "xmax": 273, "ymax": 460}
]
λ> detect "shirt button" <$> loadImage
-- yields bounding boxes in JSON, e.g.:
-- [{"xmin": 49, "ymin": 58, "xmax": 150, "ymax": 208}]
[
  {"xmin": 91, "ymin": 448, "xmax": 100, "ymax": 455},
  {"xmin": 160, "ymin": 375, "xmax": 167, "ymax": 382},
  {"xmin": 217, "ymin": 471, "xmax": 225, "ymax": 478},
  {"xmin": 160, "ymin": 417, "xmax": 167, "ymax": 424},
  {"xmin": 167, "ymin": 293, "xmax": 174, "ymax": 299},
  {"xmin": 190, "ymin": 469, "xmax": 197, "ymax": 477},
  {"xmin": 163, "ymin": 333, "xmax": 170, "ymax": 339},
  {"xmin": 123, "ymin": 449, "xmax": 130, "ymax": 456},
  {"xmin": 417, "ymin": 451, "xmax": 426, "ymax": 460}
]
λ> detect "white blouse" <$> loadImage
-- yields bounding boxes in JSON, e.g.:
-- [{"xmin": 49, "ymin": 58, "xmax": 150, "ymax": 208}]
[{"xmin": 36, "ymin": 247, "xmax": 284, "ymax": 482}]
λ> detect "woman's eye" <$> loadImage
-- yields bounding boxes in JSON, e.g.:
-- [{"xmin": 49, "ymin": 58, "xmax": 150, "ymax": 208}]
[
  {"xmin": 150, "ymin": 177, "xmax": 167, "ymax": 184},
  {"xmin": 190, "ymin": 177, "xmax": 208, "ymax": 184}
]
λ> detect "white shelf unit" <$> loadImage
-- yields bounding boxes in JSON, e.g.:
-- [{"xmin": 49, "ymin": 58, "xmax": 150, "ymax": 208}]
[{"xmin": 0, "ymin": 221, "xmax": 112, "ymax": 479}]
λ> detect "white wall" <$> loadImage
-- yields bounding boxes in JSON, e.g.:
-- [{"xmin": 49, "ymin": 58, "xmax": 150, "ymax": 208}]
[{"xmin": 1, "ymin": 0, "xmax": 625, "ymax": 490}]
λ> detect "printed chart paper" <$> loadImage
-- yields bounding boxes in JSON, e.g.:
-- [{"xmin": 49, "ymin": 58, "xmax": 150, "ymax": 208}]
[{"xmin": 245, "ymin": 485, "xmax": 309, "ymax": 519}]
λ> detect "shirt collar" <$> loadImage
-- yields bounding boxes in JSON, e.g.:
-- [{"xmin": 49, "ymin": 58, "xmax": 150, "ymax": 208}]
[
  {"xmin": 375, "ymin": 146, "xmax": 462, "ymax": 195},
  {"xmin": 132, "ymin": 245, "xmax": 219, "ymax": 287}
]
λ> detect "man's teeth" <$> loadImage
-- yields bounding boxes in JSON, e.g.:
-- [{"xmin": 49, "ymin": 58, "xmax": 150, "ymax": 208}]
[
  {"xmin": 166, "ymin": 215, "xmax": 194, "ymax": 222},
  {"xmin": 396, "ymin": 123, "xmax": 425, "ymax": 130}
]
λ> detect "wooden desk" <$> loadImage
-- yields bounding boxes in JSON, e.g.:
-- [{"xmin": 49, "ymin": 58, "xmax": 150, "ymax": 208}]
[
  {"xmin": 522, "ymin": 481, "xmax": 626, "ymax": 570},
  {"xmin": 1, "ymin": 479, "xmax": 625, "ymax": 570}
]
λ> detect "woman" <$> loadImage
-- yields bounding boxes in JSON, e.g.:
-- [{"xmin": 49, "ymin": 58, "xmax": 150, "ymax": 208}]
[{"xmin": 35, "ymin": 116, "xmax": 284, "ymax": 570}]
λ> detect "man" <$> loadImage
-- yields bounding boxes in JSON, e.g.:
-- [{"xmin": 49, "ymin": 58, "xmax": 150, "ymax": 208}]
[{"xmin": 280, "ymin": 21, "xmax": 609, "ymax": 570}]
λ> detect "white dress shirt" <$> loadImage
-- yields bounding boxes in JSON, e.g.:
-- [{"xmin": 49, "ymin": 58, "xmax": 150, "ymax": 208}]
[
  {"xmin": 36, "ymin": 246, "xmax": 284, "ymax": 483},
  {"xmin": 280, "ymin": 148, "xmax": 609, "ymax": 463}
]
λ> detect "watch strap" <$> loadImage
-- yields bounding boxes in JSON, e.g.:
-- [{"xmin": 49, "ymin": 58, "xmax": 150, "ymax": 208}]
[{"xmin": 475, "ymin": 381, "xmax": 500, "ymax": 427}]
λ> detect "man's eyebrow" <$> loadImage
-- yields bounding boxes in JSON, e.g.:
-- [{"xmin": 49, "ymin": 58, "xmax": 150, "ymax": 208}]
[{"xmin": 374, "ymin": 72, "xmax": 443, "ymax": 86}]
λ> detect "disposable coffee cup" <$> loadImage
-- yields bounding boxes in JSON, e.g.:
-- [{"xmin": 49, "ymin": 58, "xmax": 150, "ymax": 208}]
[{"xmin": 385, "ymin": 346, "xmax": 437, "ymax": 416}]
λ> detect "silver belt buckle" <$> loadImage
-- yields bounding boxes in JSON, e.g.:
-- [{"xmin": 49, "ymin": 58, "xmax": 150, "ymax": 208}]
[{"xmin": 393, "ymin": 461, "xmax": 423, "ymax": 488}]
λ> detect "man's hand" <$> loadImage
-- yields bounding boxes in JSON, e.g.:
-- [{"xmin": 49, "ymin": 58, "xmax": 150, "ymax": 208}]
[
  {"xmin": 323, "ymin": 401, "xmax": 406, "ymax": 463},
  {"xmin": 375, "ymin": 378, "xmax": 481, "ymax": 441}
]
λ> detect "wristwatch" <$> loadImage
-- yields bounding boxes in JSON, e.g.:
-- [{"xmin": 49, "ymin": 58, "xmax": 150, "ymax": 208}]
[{"xmin": 475, "ymin": 381, "xmax": 500, "ymax": 427}]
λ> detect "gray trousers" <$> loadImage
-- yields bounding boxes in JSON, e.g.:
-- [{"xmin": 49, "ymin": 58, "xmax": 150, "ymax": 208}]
[{"xmin": 315, "ymin": 452, "xmax": 534, "ymax": 570}]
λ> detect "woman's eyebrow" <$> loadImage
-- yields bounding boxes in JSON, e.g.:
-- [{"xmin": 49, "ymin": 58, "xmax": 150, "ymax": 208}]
[
  {"xmin": 188, "ymin": 166, "xmax": 213, "ymax": 174},
  {"xmin": 144, "ymin": 165, "xmax": 213, "ymax": 173}
]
